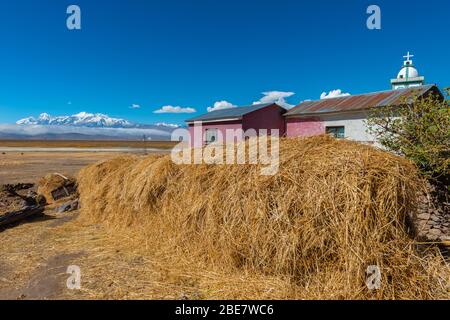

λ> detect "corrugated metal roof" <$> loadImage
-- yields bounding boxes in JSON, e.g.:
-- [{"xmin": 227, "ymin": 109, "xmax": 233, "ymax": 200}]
[
  {"xmin": 186, "ymin": 103, "xmax": 276, "ymax": 123},
  {"xmin": 285, "ymin": 85, "xmax": 437, "ymax": 117}
]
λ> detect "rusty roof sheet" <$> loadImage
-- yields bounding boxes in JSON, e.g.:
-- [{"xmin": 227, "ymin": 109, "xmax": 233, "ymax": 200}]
[{"xmin": 285, "ymin": 85, "xmax": 437, "ymax": 116}]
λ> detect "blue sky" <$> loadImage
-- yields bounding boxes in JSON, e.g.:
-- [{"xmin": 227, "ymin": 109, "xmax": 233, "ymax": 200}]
[{"xmin": 0, "ymin": 0, "xmax": 448, "ymax": 126}]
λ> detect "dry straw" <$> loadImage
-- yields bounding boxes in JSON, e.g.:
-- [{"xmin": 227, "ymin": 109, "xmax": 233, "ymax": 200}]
[{"xmin": 77, "ymin": 135, "xmax": 449, "ymax": 299}]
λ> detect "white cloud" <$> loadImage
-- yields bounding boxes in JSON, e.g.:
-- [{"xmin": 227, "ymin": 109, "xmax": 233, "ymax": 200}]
[
  {"xmin": 320, "ymin": 89, "xmax": 351, "ymax": 100},
  {"xmin": 253, "ymin": 91, "xmax": 295, "ymax": 109},
  {"xmin": 130, "ymin": 104, "xmax": 141, "ymax": 109},
  {"xmin": 153, "ymin": 105, "xmax": 196, "ymax": 114},
  {"xmin": 156, "ymin": 122, "xmax": 180, "ymax": 128},
  {"xmin": 207, "ymin": 100, "xmax": 237, "ymax": 112}
]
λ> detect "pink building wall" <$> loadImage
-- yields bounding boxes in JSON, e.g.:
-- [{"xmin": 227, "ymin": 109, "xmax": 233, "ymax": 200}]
[
  {"xmin": 188, "ymin": 121, "xmax": 243, "ymax": 147},
  {"xmin": 243, "ymin": 104, "xmax": 286, "ymax": 137},
  {"xmin": 286, "ymin": 117, "xmax": 325, "ymax": 137}
]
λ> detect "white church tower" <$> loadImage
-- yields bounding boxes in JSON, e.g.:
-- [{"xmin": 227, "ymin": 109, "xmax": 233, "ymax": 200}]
[{"xmin": 391, "ymin": 52, "xmax": 425, "ymax": 89}]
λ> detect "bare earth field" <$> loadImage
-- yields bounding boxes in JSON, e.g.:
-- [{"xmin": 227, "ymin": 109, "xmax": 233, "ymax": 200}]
[{"xmin": 0, "ymin": 152, "xmax": 126, "ymax": 185}]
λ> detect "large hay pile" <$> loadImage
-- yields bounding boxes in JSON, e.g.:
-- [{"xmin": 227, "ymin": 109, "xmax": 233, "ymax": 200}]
[{"xmin": 77, "ymin": 136, "xmax": 449, "ymax": 299}]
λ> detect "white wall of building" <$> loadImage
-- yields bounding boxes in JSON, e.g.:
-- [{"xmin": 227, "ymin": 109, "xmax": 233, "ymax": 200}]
[{"xmin": 319, "ymin": 111, "xmax": 378, "ymax": 143}]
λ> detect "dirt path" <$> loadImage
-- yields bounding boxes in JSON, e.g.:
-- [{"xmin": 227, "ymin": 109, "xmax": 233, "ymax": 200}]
[
  {"xmin": 0, "ymin": 252, "xmax": 84, "ymax": 300},
  {"xmin": 0, "ymin": 212, "xmax": 84, "ymax": 300}
]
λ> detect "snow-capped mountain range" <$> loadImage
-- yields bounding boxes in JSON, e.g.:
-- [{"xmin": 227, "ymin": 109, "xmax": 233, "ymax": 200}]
[
  {"xmin": 17, "ymin": 112, "xmax": 176, "ymax": 129},
  {"xmin": 2, "ymin": 112, "xmax": 180, "ymax": 140}
]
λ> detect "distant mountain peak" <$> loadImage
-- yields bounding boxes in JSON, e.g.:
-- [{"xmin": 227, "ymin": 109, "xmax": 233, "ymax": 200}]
[
  {"xmin": 17, "ymin": 112, "xmax": 136, "ymax": 128},
  {"xmin": 38, "ymin": 113, "xmax": 51, "ymax": 120}
]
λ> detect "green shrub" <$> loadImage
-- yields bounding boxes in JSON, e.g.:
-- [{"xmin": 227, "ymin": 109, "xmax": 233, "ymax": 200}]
[{"xmin": 366, "ymin": 88, "xmax": 449, "ymax": 185}]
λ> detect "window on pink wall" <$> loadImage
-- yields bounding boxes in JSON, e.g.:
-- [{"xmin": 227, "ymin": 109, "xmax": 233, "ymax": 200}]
[{"xmin": 205, "ymin": 128, "xmax": 218, "ymax": 145}]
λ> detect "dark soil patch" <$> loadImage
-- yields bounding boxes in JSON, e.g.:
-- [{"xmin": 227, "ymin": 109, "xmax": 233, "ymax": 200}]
[{"xmin": 0, "ymin": 252, "xmax": 85, "ymax": 300}]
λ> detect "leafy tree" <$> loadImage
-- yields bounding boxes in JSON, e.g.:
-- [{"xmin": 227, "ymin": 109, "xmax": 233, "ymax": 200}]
[
  {"xmin": 366, "ymin": 89, "xmax": 449, "ymax": 185},
  {"xmin": 445, "ymin": 87, "xmax": 450, "ymax": 96}
]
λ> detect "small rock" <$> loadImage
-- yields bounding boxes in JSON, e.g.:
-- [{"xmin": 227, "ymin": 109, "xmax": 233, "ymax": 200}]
[
  {"xmin": 26, "ymin": 190, "xmax": 37, "ymax": 198},
  {"xmin": 55, "ymin": 199, "xmax": 79, "ymax": 213},
  {"xmin": 417, "ymin": 213, "xmax": 430, "ymax": 220},
  {"xmin": 418, "ymin": 221, "xmax": 430, "ymax": 228},
  {"xmin": 19, "ymin": 199, "xmax": 30, "ymax": 208},
  {"xmin": 431, "ymin": 215, "xmax": 441, "ymax": 222},
  {"xmin": 429, "ymin": 228, "xmax": 442, "ymax": 236}
]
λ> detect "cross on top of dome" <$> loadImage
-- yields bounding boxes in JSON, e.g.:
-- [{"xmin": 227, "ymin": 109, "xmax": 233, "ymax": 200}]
[
  {"xmin": 391, "ymin": 52, "xmax": 425, "ymax": 89},
  {"xmin": 403, "ymin": 51, "xmax": 414, "ymax": 66},
  {"xmin": 404, "ymin": 51, "xmax": 414, "ymax": 61}
]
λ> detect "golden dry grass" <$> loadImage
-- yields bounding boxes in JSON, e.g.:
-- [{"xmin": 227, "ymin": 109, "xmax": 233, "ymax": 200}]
[{"xmin": 77, "ymin": 135, "xmax": 449, "ymax": 299}]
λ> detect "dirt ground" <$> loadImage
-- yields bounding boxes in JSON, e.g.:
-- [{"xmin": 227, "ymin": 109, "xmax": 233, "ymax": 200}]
[{"xmin": 0, "ymin": 152, "xmax": 131, "ymax": 185}]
